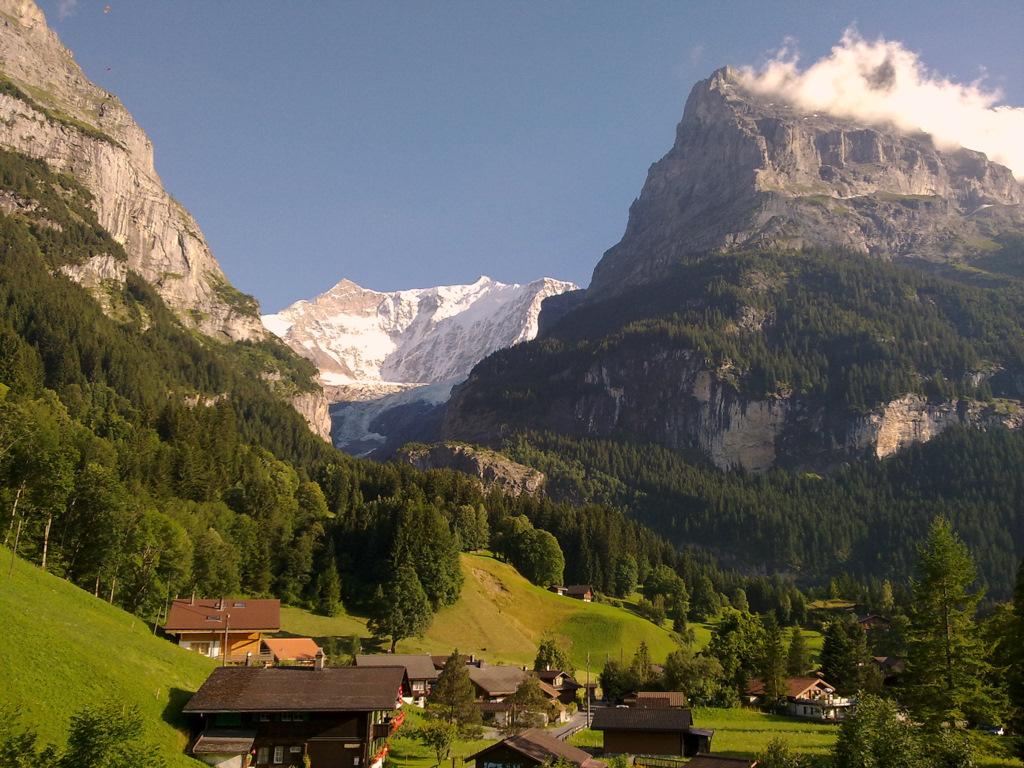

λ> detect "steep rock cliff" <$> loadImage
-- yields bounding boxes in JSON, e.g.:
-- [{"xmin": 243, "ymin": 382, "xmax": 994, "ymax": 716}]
[
  {"xmin": 395, "ymin": 443, "xmax": 545, "ymax": 497},
  {"xmin": 588, "ymin": 67, "xmax": 1024, "ymax": 300},
  {"xmin": 0, "ymin": 0, "xmax": 265, "ymax": 342}
]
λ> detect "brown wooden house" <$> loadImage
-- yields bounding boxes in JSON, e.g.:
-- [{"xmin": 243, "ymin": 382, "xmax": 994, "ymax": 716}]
[
  {"xmin": 356, "ymin": 654, "xmax": 439, "ymax": 707},
  {"xmin": 184, "ymin": 659, "xmax": 404, "ymax": 768},
  {"xmin": 590, "ymin": 707, "xmax": 712, "ymax": 757},
  {"xmin": 468, "ymin": 728, "xmax": 606, "ymax": 768},
  {"xmin": 164, "ymin": 598, "xmax": 280, "ymax": 662},
  {"xmin": 535, "ymin": 668, "xmax": 584, "ymax": 705}
]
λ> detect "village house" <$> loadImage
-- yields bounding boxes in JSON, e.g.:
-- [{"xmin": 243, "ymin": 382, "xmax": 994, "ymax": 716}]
[
  {"xmin": 184, "ymin": 656, "xmax": 404, "ymax": 768},
  {"xmin": 356, "ymin": 654, "xmax": 439, "ymax": 707},
  {"xmin": 535, "ymin": 667, "xmax": 585, "ymax": 705},
  {"xmin": 468, "ymin": 728, "xmax": 606, "ymax": 768},
  {"xmin": 590, "ymin": 707, "xmax": 712, "ymax": 757},
  {"xmin": 164, "ymin": 597, "xmax": 280, "ymax": 662},
  {"xmin": 547, "ymin": 585, "xmax": 595, "ymax": 601},
  {"xmin": 857, "ymin": 614, "xmax": 891, "ymax": 631},
  {"xmin": 627, "ymin": 691, "xmax": 688, "ymax": 709},
  {"xmin": 467, "ymin": 662, "xmax": 528, "ymax": 702},
  {"xmin": 745, "ymin": 676, "xmax": 853, "ymax": 721}
]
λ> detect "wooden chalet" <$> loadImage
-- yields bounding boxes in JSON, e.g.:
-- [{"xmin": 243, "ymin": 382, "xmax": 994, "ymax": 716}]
[
  {"xmin": 164, "ymin": 598, "xmax": 280, "ymax": 662},
  {"xmin": 590, "ymin": 707, "xmax": 712, "ymax": 757},
  {"xmin": 468, "ymin": 728, "xmax": 606, "ymax": 768},
  {"xmin": 184, "ymin": 659, "xmax": 404, "ymax": 768},
  {"xmin": 468, "ymin": 662, "xmax": 528, "ymax": 701},
  {"xmin": 535, "ymin": 668, "xmax": 585, "ymax": 705},
  {"xmin": 627, "ymin": 691, "xmax": 687, "ymax": 709},
  {"xmin": 356, "ymin": 654, "xmax": 439, "ymax": 706},
  {"xmin": 857, "ymin": 614, "xmax": 891, "ymax": 631},
  {"xmin": 745, "ymin": 676, "xmax": 852, "ymax": 720},
  {"xmin": 565, "ymin": 585, "xmax": 594, "ymax": 601}
]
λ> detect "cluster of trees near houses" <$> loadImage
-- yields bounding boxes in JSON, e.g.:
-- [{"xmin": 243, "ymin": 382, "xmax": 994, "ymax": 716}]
[{"xmin": 605, "ymin": 520, "xmax": 1024, "ymax": 765}]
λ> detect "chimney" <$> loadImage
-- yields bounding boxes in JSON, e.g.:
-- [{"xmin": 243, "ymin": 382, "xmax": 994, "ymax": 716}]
[
  {"xmin": 190, "ymin": 592, "xmax": 195, "ymax": 606},
  {"xmin": 314, "ymin": 648, "xmax": 326, "ymax": 671},
  {"xmin": 469, "ymin": 653, "xmax": 475, "ymax": 664},
  {"xmin": 246, "ymin": 652, "xmax": 252, "ymax": 667},
  {"xmin": 217, "ymin": 597, "xmax": 224, "ymax": 611}
]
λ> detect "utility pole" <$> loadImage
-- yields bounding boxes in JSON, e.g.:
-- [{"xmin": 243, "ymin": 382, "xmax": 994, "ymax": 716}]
[
  {"xmin": 586, "ymin": 652, "xmax": 591, "ymax": 728},
  {"xmin": 222, "ymin": 612, "xmax": 231, "ymax": 666}
]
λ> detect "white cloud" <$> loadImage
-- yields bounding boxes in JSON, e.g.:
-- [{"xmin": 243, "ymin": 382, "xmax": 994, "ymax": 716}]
[
  {"xmin": 739, "ymin": 29, "xmax": 1024, "ymax": 179},
  {"xmin": 57, "ymin": 0, "xmax": 78, "ymax": 19}
]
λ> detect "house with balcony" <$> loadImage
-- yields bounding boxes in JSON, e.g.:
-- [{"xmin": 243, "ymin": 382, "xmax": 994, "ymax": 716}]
[
  {"xmin": 356, "ymin": 654, "xmax": 439, "ymax": 707},
  {"xmin": 184, "ymin": 655, "xmax": 404, "ymax": 768},
  {"xmin": 746, "ymin": 676, "xmax": 853, "ymax": 720},
  {"xmin": 164, "ymin": 597, "xmax": 280, "ymax": 662}
]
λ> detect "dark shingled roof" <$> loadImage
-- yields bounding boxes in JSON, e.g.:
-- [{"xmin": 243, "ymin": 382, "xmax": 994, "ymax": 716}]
[
  {"xmin": 165, "ymin": 598, "xmax": 280, "ymax": 632},
  {"xmin": 682, "ymin": 756, "xmax": 755, "ymax": 768},
  {"xmin": 356, "ymin": 654, "xmax": 439, "ymax": 682},
  {"xmin": 468, "ymin": 664, "xmax": 528, "ymax": 696},
  {"xmin": 190, "ymin": 730, "xmax": 256, "ymax": 755},
  {"xmin": 184, "ymin": 666, "xmax": 404, "ymax": 713},
  {"xmin": 590, "ymin": 707, "xmax": 693, "ymax": 732},
  {"xmin": 469, "ymin": 728, "xmax": 606, "ymax": 768},
  {"xmin": 635, "ymin": 691, "xmax": 686, "ymax": 708}
]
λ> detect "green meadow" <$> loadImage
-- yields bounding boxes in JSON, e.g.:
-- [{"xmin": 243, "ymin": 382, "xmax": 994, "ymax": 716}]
[{"xmin": 0, "ymin": 546, "xmax": 216, "ymax": 767}]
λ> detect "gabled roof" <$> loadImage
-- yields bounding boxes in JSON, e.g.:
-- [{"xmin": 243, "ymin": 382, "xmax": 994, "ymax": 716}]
[
  {"xmin": 468, "ymin": 664, "xmax": 527, "ymax": 696},
  {"xmin": 565, "ymin": 585, "xmax": 594, "ymax": 596},
  {"xmin": 634, "ymin": 691, "xmax": 686, "ymax": 708},
  {"xmin": 184, "ymin": 666, "xmax": 404, "ymax": 713},
  {"xmin": 262, "ymin": 638, "xmax": 320, "ymax": 662},
  {"xmin": 746, "ymin": 676, "xmax": 834, "ymax": 699},
  {"xmin": 356, "ymin": 654, "xmax": 439, "ymax": 682},
  {"xmin": 590, "ymin": 707, "xmax": 693, "ymax": 732},
  {"xmin": 165, "ymin": 598, "xmax": 280, "ymax": 633},
  {"xmin": 468, "ymin": 728, "xmax": 606, "ymax": 768}
]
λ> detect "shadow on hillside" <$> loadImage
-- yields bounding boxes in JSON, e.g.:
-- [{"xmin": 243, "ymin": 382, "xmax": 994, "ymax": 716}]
[{"xmin": 162, "ymin": 687, "xmax": 196, "ymax": 734}]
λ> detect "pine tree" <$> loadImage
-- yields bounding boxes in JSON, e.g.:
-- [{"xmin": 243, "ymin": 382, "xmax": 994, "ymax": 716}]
[
  {"xmin": 534, "ymin": 635, "xmax": 575, "ymax": 675},
  {"xmin": 759, "ymin": 615, "xmax": 787, "ymax": 704},
  {"xmin": 428, "ymin": 649, "xmax": 481, "ymax": 729},
  {"xmin": 905, "ymin": 517, "xmax": 999, "ymax": 725},
  {"xmin": 786, "ymin": 626, "xmax": 812, "ymax": 677}
]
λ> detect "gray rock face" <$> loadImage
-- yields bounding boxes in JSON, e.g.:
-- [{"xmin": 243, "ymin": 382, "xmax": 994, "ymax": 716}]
[
  {"xmin": 588, "ymin": 67, "xmax": 1024, "ymax": 301},
  {"xmin": 0, "ymin": 0, "xmax": 265, "ymax": 342},
  {"xmin": 395, "ymin": 443, "xmax": 545, "ymax": 497}
]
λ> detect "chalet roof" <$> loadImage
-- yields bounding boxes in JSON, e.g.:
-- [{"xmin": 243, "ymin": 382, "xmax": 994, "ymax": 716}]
[
  {"xmin": 536, "ymin": 669, "xmax": 582, "ymax": 688},
  {"xmin": 683, "ymin": 756, "xmax": 755, "ymax": 768},
  {"xmin": 165, "ymin": 598, "xmax": 280, "ymax": 633},
  {"xmin": 184, "ymin": 666, "xmax": 404, "ymax": 713},
  {"xmin": 468, "ymin": 728, "xmax": 606, "ymax": 768},
  {"xmin": 262, "ymin": 638, "xmax": 320, "ymax": 662},
  {"xmin": 538, "ymin": 680, "xmax": 561, "ymax": 700},
  {"xmin": 565, "ymin": 585, "xmax": 594, "ymax": 596},
  {"xmin": 468, "ymin": 664, "xmax": 527, "ymax": 696},
  {"xmin": 191, "ymin": 729, "xmax": 256, "ymax": 755},
  {"xmin": 634, "ymin": 691, "xmax": 686, "ymax": 708},
  {"xmin": 356, "ymin": 654, "xmax": 439, "ymax": 682},
  {"xmin": 746, "ymin": 676, "xmax": 834, "ymax": 699},
  {"xmin": 590, "ymin": 707, "xmax": 693, "ymax": 732},
  {"xmin": 431, "ymin": 654, "xmax": 472, "ymax": 670}
]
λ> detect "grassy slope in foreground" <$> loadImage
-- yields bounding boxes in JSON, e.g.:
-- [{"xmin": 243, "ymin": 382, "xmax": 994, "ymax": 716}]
[
  {"xmin": 0, "ymin": 547, "xmax": 216, "ymax": 767},
  {"xmin": 281, "ymin": 554, "xmax": 683, "ymax": 670}
]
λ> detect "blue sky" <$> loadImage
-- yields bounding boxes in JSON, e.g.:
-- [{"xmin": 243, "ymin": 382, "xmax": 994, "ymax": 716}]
[{"xmin": 39, "ymin": 1, "xmax": 1024, "ymax": 313}]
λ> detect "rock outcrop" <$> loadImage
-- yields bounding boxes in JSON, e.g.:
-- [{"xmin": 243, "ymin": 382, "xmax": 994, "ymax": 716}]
[
  {"xmin": 588, "ymin": 67, "xmax": 1024, "ymax": 301},
  {"xmin": 395, "ymin": 443, "xmax": 545, "ymax": 497},
  {"xmin": 0, "ymin": 0, "xmax": 265, "ymax": 342}
]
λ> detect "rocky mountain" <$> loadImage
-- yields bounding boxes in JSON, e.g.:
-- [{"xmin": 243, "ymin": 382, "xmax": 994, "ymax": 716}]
[
  {"xmin": 442, "ymin": 66, "xmax": 1024, "ymax": 472},
  {"xmin": 263, "ymin": 276, "xmax": 579, "ymax": 456},
  {"xmin": 589, "ymin": 66, "xmax": 1024, "ymax": 301},
  {"xmin": 0, "ymin": 1, "xmax": 332, "ymax": 439},
  {"xmin": 0, "ymin": 0, "xmax": 265, "ymax": 343}
]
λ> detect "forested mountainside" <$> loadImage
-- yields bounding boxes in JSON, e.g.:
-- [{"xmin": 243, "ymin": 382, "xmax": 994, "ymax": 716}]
[
  {"xmin": 0, "ymin": 139, "xmax": 681, "ymax": 622},
  {"xmin": 439, "ymin": 65, "xmax": 1024, "ymax": 598}
]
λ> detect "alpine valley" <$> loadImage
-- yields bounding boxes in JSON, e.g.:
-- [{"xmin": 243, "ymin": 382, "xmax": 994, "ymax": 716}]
[{"xmin": 2, "ymin": 2, "xmax": 1024, "ymax": 751}]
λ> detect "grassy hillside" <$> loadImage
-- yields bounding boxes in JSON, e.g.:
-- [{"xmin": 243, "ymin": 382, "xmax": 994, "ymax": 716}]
[
  {"xmin": 280, "ymin": 553, "xmax": 683, "ymax": 669},
  {"xmin": 0, "ymin": 547, "xmax": 215, "ymax": 766}
]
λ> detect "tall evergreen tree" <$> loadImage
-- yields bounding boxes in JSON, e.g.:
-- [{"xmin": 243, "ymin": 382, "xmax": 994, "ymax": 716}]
[
  {"xmin": 786, "ymin": 626, "xmax": 812, "ymax": 677},
  {"xmin": 427, "ymin": 649, "xmax": 481, "ymax": 730},
  {"xmin": 905, "ymin": 517, "xmax": 999, "ymax": 725},
  {"xmin": 534, "ymin": 635, "xmax": 575, "ymax": 675},
  {"xmin": 759, "ymin": 615, "xmax": 788, "ymax": 704}
]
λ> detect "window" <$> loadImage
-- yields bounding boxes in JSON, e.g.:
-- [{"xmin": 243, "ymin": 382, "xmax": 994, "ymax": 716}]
[
  {"xmin": 273, "ymin": 746, "xmax": 284, "ymax": 764},
  {"xmin": 290, "ymin": 747, "xmax": 303, "ymax": 754},
  {"xmin": 260, "ymin": 713, "xmax": 271, "ymax": 722},
  {"xmin": 256, "ymin": 748, "xmax": 270, "ymax": 764},
  {"xmin": 233, "ymin": 602, "xmax": 246, "ymax": 607}
]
